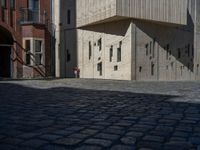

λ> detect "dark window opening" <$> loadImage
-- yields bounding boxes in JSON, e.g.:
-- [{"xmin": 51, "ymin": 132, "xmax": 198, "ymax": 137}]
[
  {"xmin": 10, "ymin": 0, "xmax": 15, "ymax": 10},
  {"xmin": 117, "ymin": 48, "xmax": 121, "ymax": 62},
  {"xmin": 192, "ymin": 45, "xmax": 194, "ymax": 57},
  {"xmin": 166, "ymin": 44, "xmax": 169, "ymax": 60},
  {"xmin": 117, "ymin": 41, "xmax": 122, "ymax": 62},
  {"xmin": 67, "ymin": 49, "xmax": 71, "ymax": 62},
  {"xmin": 151, "ymin": 63, "xmax": 154, "ymax": 76},
  {"xmin": 187, "ymin": 44, "xmax": 190, "ymax": 57},
  {"xmin": 114, "ymin": 65, "xmax": 118, "ymax": 71},
  {"xmin": 197, "ymin": 64, "xmax": 199, "ymax": 75},
  {"xmin": 89, "ymin": 41, "xmax": 92, "ymax": 60},
  {"xmin": 145, "ymin": 44, "xmax": 148, "ymax": 56},
  {"xmin": 25, "ymin": 40, "xmax": 31, "ymax": 65},
  {"xmin": 97, "ymin": 62, "xmax": 102, "ymax": 76},
  {"xmin": 110, "ymin": 45, "xmax": 113, "ymax": 62},
  {"xmin": 139, "ymin": 66, "xmax": 142, "ymax": 73},
  {"xmin": 98, "ymin": 38, "xmax": 102, "ymax": 51},
  {"xmin": 152, "ymin": 38, "xmax": 156, "ymax": 58},
  {"xmin": 178, "ymin": 48, "xmax": 181, "ymax": 58},
  {"xmin": 150, "ymin": 41, "xmax": 152, "ymax": 54},
  {"xmin": 34, "ymin": 40, "xmax": 42, "ymax": 65},
  {"xmin": 67, "ymin": 9, "xmax": 71, "ymax": 24},
  {"xmin": 1, "ymin": 0, "xmax": 7, "ymax": 8}
]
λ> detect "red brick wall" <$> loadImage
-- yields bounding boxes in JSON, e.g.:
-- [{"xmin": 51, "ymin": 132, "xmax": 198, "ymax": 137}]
[{"xmin": 0, "ymin": 0, "xmax": 53, "ymax": 78}]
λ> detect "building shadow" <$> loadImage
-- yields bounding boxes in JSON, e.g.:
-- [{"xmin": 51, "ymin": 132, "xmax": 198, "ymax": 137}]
[{"xmin": 0, "ymin": 83, "xmax": 200, "ymax": 149}]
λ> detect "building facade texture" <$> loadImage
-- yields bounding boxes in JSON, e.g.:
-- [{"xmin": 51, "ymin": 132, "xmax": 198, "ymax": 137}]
[
  {"xmin": 0, "ymin": 0, "xmax": 54, "ymax": 78},
  {"xmin": 74, "ymin": 0, "xmax": 200, "ymax": 81}
]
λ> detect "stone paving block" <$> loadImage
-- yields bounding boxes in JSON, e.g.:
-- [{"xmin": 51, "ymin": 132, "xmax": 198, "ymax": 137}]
[
  {"xmin": 164, "ymin": 141, "xmax": 192, "ymax": 150},
  {"xmin": 53, "ymin": 129, "xmax": 74, "ymax": 136},
  {"xmin": 173, "ymin": 131, "xmax": 189, "ymax": 138},
  {"xmin": 189, "ymin": 137, "xmax": 200, "ymax": 145},
  {"xmin": 120, "ymin": 136, "xmax": 137, "ymax": 145},
  {"xmin": 95, "ymin": 133, "xmax": 120, "ymax": 140},
  {"xmin": 1, "ymin": 137, "xmax": 24, "ymax": 145},
  {"xmin": 84, "ymin": 138, "xmax": 112, "ymax": 147},
  {"xmin": 75, "ymin": 145, "xmax": 102, "ymax": 150},
  {"xmin": 39, "ymin": 144, "xmax": 68, "ymax": 150},
  {"xmin": 126, "ymin": 131, "xmax": 144, "ymax": 138},
  {"xmin": 81, "ymin": 129, "xmax": 99, "ymax": 135},
  {"xmin": 143, "ymin": 135, "xmax": 165, "ymax": 143},
  {"xmin": 22, "ymin": 139, "xmax": 48, "ymax": 148},
  {"xmin": 137, "ymin": 141, "xmax": 163, "ymax": 150},
  {"xmin": 54, "ymin": 137, "xmax": 82, "ymax": 146},
  {"xmin": 103, "ymin": 128, "xmax": 126, "ymax": 135},
  {"xmin": 18, "ymin": 132, "xmax": 41, "ymax": 139},
  {"xmin": 69, "ymin": 133, "xmax": 89, "ymax": 139},
  {"xmin": 170, "ymin": 137, "xmax": 187, "ymax": 142},
  {"xmin": 110, "ymin": 145, "xmax": 135, "ymax": 150},
  {"xmin": 39, "ymin": 134, "xmax": 63, "ymax": 141}
]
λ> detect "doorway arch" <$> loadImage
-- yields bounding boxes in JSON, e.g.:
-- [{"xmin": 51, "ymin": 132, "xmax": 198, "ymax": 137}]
[{"xmin": 0, "ymin": 27, "xmax": 14, "ymax": 78}]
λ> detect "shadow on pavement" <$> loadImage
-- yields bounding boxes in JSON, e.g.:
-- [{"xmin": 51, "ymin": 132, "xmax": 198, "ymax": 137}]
[{"xmin": 0, "ymin": 83, "xmax": 200, "ymax": 150}]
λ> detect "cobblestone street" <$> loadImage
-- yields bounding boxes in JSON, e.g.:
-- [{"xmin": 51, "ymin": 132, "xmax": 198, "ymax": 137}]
[{"xmin": 0, "ymin": 79, "xmax": 200, "ymax": 150}]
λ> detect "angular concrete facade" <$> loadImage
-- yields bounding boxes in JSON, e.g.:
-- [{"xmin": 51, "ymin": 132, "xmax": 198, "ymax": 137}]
[{"xmin": 58, "ymin": 0, "xmax": 200, "ymax": 81}]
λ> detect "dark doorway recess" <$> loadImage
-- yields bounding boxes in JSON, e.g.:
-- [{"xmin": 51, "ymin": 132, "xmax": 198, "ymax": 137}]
[
  {"xmin": 0, "ymin": 46, "xmax": 11, "ymax": 77},
  {"xmin": 0, "ymin": 27, "xmax": 14, "ymax": 78}
]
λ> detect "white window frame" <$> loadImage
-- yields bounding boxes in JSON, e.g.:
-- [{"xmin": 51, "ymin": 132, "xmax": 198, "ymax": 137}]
[{"xmin": 23, "ymin": 38, "xmax": 45, "ymax": 66}]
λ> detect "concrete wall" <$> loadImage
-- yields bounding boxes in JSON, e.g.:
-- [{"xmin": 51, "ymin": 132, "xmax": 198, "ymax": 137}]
[
  {"xmin": 78, "ymin": 20, "xmax": 132, "ymax": 80},
  {"xmin": 76, "ymin": 0, "xmax": 187, "ymax": 27}
]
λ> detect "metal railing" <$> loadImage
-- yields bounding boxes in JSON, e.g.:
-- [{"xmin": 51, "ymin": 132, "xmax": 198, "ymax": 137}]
[
  {"xmin": 20, "ymin": 8, "xmax": 45, "ymax": 24},
  {"xmin": 20, "ymin": 8, "xmax": 56, "ymax": 36}
]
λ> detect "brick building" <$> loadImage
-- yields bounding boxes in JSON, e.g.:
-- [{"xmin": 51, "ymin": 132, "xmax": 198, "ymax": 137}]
[{"xmin": 0, "ymin": 0, "xmax": 55, "ymax": 78}]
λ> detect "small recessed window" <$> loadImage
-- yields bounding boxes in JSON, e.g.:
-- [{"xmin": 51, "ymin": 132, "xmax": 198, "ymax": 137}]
[
  {"xmin": 114, "ymin": 65, "xmax": 118, "ymax": 71},
  {"xmin": 139, "ymin": 66, "xmax": 142, "ymax": 72}
]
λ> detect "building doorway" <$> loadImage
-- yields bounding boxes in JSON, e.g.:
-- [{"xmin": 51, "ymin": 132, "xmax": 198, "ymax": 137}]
[
  {"xmin": 0, "ymin": 27, "xmax": 14, "ymax": 78},
  {"xmin": 0, "ymin": 45, "xmax": 11, "ymax": 77}
]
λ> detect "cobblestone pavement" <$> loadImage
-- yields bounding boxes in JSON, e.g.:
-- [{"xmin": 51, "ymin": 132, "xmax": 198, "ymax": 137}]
[{"xmin": 0, "ymin": 79, "xmax": 200, "ymax": 150}]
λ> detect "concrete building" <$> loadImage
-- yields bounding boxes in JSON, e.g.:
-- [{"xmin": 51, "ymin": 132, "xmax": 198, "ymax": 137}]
[
  {"xmin": 0, "ymin": 0, "xmax": 55, "ymax": 78},
  {"xmin": 53, "ymin": 0, "xmax": 77, "ymax": 78},
  {"xmin": 66, "ymin": 0, "xmax": 200, "ymax": 81}
]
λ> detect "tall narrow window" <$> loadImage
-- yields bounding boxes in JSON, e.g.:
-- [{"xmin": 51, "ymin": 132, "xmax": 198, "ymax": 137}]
[
  {"xmin": 10, "ymin": 0, "xmax": 15, "ymax": 9},
  {"xmin": 178, "ymin": 48, "xmax": 181, "ymax": 58},
  {"xmin": 150, "ymin": 41, "xmax": 152, "ymax": 54},
  {"xmin": 97, "ymin": 62, "xmax": 102, "ymax": 76},
  {"xmin": 98, "ymin": 38, "xmax": 102, "ymax": 51},
  {"xmin": 187, "ymin": 44, "xmax": 190, "ymax": 57},
  {"xmin": 151, "ymin": 63, "xmax": 154, "ymax": 76},
  {"xmin": 110, "ymin": 45, "xmax": 113, "ymax": 62},
  {"xmin": 25, "ymin": 40, "xmax": 31, "ymax": 65},
  {"xmin": 152, "ymin": 38, "xmax": 156, "ymax": 58},
  {"xmin": 34, "ymin": 40, "xmax": 43, "ymax": 65},
  {"xmin": 197, "ymin": 64, "xmax": 199, "ymax": 75},
  {"xmin": 1, "ymin": 0, "xmax": 7, "ymax": 22},
  {"xmin": 67, "ymin": 9, "xmax": 71, "ymax": 24},
  {"xmin": 66, "ymin": 49, "xmax": 71, "ymax": 62},
  {"xmin": 166, "ymin": 44, "xmax": 169, "ymax": 60},
  {"xmin": 1, "ymin": 0, "xmax": 6, "ymax": 8},
  {"xmin": 145, "ymin": 44, "xmax": 148, "ymax": 56},
  {"xmin": 117, "ymin": 42, "xmax": 122, "ymax": 62},
  {"xmin": 192, "ymin": 45, "xmax": 194, "ymax": 57},
  {"xmin": 89, "ymin": 41, "xmax": 92, "ymax": 60},
  {"xmin": 28, "ymin": 0, "xmax": 39, "ymax": 22}
]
